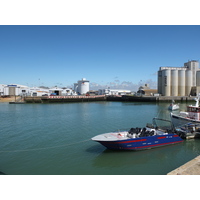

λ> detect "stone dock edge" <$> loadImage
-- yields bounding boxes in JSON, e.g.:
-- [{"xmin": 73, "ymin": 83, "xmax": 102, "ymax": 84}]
[
  {"xmin": 22, "ymin": 95, "xmax": 197, "ymax": 103},
  {"xmin": 167, "ymin": 155, "xmax": 200, "ymax": 175}
]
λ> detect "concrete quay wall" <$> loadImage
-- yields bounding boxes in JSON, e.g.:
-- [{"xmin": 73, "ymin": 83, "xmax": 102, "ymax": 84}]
[
  {"xmin": 24, "ymin": 95, "xmax": 196, "ymax": 103},
  {"xmin": 24, "ymin": 95, "xmax": 106, "ymax": 103},
  {"xmin": 167, "ymin": 155, "xmax": 200, "ymax": 175},
  {"xmin": 107, "ymin": 95, "xmax": 195, "ymax": 102}
]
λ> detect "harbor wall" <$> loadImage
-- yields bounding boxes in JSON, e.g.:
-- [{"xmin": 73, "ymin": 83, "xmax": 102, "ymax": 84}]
[
  {"xmin": 23, "ymin": 95, "xmax": 196, "ymax": 103},
  {"xmin": 107, "ymin": 95, "xmax": 195, "ymax": 102},
  {"xmin": 24, "ymin": 95, "xmax": 106, "ymax": 103}
]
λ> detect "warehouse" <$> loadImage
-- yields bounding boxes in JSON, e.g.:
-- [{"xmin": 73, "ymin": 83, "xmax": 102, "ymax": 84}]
[
  {"xmin": 137, "ymin": 84, "xmax": 158, "ymax": 96},
  {"xmin": 0, "ymin": 84, "xmax": 30, "ymax": 96},
  {"xmin": 98, "ymin": 88, "xmax": 132, "ymax": 95},
  {"xmin": 49, "ymin": 87, "xmax": 63, "ymax": 96}
]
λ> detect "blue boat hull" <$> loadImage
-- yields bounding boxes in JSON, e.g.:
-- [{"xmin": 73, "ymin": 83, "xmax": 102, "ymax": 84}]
[{"xmin": 97, "ymin": 134, "xmax": 183, "ymax": 150}]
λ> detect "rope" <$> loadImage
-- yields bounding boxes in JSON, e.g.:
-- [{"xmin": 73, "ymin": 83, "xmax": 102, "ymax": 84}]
[{"xmin": 0, "ymin": 139, "xmax": 91, "ymax": 153}]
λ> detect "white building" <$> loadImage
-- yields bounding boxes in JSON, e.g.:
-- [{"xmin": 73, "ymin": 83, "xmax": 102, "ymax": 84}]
[
  {"xmin": 0, "ymin": 84, "xmax": 7, "ymax": 95},
  {"xmin": 29, "ymin": 87, "xmax": 50, "ymax": 96},
  {"xmin": 98, "ymin": 88, "xmax": 131, "ymax": 95},
  {"xmin": 0, "ymin": 84, "xmax": 79, "ymax": 97},
  {"xmin": 49, "ymin": 87, "xmax": 63, "ymax": 96},
  {"xmin": 158, "ymin": 60, "xmax": 199, "ymax": 96},
  {"xmin": 62, "ymin": 88, "xmax": 75, "ymax": 96},
  {"xmin": 0, "ymin": 84, "xmax": 30, "ymax": 96}
]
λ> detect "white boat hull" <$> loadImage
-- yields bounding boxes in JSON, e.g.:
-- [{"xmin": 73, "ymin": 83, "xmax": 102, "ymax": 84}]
[
  {"xmin": 168, "ymin": 105, "xmax": 179, "ymax": 111},
  {"xmin": 171, "ymin": 113, "xmax": 200, "ymax": 127}
]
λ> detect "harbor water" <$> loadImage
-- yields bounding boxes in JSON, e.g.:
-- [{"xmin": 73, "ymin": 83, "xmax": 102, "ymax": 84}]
[{"xmin": 0, "ymin": 101, "xmax": 200, "ymax": 175}]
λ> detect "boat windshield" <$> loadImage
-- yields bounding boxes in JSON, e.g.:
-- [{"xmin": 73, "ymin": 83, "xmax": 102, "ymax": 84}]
[{"xmin": 152, "ymin": 117, "xmax": 174, "ymax": 131}]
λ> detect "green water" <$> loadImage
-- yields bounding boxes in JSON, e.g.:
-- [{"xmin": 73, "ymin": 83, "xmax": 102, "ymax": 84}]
[{"xmin": 0, "ymin": 101, "xmax": 200, "ymax": 175}]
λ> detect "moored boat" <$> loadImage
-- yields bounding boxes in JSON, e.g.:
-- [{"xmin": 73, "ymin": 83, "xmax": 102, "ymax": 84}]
[
  {"xmin": 170, "ymin": 97, "xmax": 200, "ymax": 128},
  {"xmin": 91, "ymin": 118, "xmax": 183, "ymax": 150},
  {"xmin": 168, "ymin": 100, "xmax": 179, "ymax": 111}
]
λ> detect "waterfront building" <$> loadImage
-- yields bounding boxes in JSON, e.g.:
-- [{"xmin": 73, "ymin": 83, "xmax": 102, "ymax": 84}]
[
  {"xmin": 98, "ymin": 88, "xmax": 132, "ymax": 95},
  {"xmin": 0, "ymin": 84, "xmax": 30, "ymax": 96},
  {"xmin": 62, "ymin": 88, "xmax": 75, "ymax": 96},
  {"xmin": 0, "ymin": 83, "xmax": 78, "ymax": 97},
  {"xmin": 0, "ymin": 84, "xmax": 7, "ymax": 95},
  {"xmin": 49, "ymin": 87, "xmax": 63, "ymax": 96},
  {"xmin": 157, "ymin": 60, "xmax": 199, "ymax": 96},
  {"xmin": 30, "ymin": 87, "xmax": 50, "ymax": 96},
  {"xmin": 137, "ymin": 84, "xmax": 158, "ymax": 96}
]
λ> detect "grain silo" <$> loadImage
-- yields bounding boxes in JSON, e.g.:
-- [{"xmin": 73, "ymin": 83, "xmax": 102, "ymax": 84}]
[
  {"xmin": 157, "ymin": 71, "xmax": 162, "ymax": 94},
  {"xmin": 78, "ymin": 78, "xmax": 89, "ymax": 94},
  {"xmin": 185, "ymin": 70, "xmax": 192, "ymax": 96},
  {"xmin": 184, "ymin": 60, "xmax": 199, "ymax": 86},
  {"xmin": 74, "ymin": 83, "xmax": 78, "ymax": 93},
  {"xmin": 162, "ymin": 69, "xmax": 171, "ymax": 96},
  {"xmin": 178, "ymin": 70, "xmax": 185, "ymax": 96},
  {"xmin": 171, "ymin": 70, "xmax": 178, "ymax": 96},
  {"xmin": 196, "ymin": 71, "xmax": 200, "ymax": 86}
]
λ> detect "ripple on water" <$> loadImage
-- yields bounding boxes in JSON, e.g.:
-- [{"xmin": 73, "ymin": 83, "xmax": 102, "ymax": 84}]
[{"xmin": 0, "ymin": 102, "xmax": 200, "ymax": 175}]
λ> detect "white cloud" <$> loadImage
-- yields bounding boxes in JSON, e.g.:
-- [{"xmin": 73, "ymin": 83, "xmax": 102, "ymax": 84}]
[{"xmin": 89, "ymin": 79, "xmax": 157, "ymax": 91}]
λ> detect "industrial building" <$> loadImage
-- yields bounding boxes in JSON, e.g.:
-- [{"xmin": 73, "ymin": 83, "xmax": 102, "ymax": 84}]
[
  {"xmin": 0, "ymin": 84, "xmax": 76, "ymax": 97},
  {"xmin": 137, "ymin": 84, "xmax": 158, "ymax": 96},
  {"xmin": 0, "ymin": 84, "xmax": 30, "ymax": 96},
  {"xmin": 158, "ymin": 60, "xmax": 200, "ymax": 96},
  {"xmin": 98, "ymin": 88, "xmax": 132, "ymax": 96},
  {"xmin": 0, "ymin": 78, "xmax": 90, "ymax": 97}
]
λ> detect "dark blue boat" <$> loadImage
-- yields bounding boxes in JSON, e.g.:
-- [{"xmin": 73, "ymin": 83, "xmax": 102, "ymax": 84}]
[{"xmin": 91, "ymin": 118, "xmax": 183, "ymax": 150}]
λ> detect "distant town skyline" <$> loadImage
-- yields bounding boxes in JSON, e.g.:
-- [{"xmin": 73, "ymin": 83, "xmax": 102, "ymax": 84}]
[{"xmin": 1, "ymin": 25, "xmax": 200, "ymax": 91}]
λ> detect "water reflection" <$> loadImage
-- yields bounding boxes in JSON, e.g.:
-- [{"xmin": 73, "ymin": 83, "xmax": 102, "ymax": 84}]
[
  {"xmin": 1, "ymin": 102, "xmax": 200, "ymax": 175},
  {"xmin": 91, "ymin": 143, "xmax": 184, "ymax": 170}
]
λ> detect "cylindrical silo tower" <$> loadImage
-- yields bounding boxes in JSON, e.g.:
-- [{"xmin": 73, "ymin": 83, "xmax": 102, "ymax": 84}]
[
  {"xmin": 78, "ymin": 78, "xmax": 89, "ymax": 95},
  {"xmin": 171, "ymin": 70, "xmax": 178, "ymax": 96},
  {"xmin": 157, "ymin": 70, "xmax": 162, "ymax": 94},
  {"xmin": 74, "ymin": 83, "xmax": 78, "ymax": 93},
  {"xmin": 178, "ymin": 70, "xmax": 185, "ymax": 96},
  {"xmin": 196, "ymin": 71, "xmax": 200, "ymax": 96},
  {"xmin": 162, "ymin": 69, "xmax": 171, "ymax": 96},
  {"xmin": 185, "ymin": 70, "xmax": 192, "ymax": 96},
  {"xmin": 196, "ymin": 71, "xmax": 200, "ymax": 86}
]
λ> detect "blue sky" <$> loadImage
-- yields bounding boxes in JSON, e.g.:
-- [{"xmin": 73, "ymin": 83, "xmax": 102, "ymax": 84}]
[{"xmin": 1, "ymin": 25, "xmax": 200, "ymax": 91}]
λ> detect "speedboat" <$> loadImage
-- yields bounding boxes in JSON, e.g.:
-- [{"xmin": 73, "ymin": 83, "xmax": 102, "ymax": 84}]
[
  {"xmin": 170, "ymin": 96, "xmax": 200, "ymax": 128},
  {"xmin": 91, "ymin": 118, "xmax": 183, "ymax": 150},
  {"xmin": 168, "ymin": 100, "xmax": 179, "ymax": 111}
]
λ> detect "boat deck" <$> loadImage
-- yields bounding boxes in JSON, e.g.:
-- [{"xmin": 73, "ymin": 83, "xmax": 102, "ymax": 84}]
[{"xmin": 92, "ymin": 131, "xmax": 128, "ymax": 141}]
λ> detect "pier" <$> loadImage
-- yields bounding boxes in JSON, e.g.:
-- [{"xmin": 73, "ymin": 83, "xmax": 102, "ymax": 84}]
[{"xmin": 167, "ymin": 155, "xmax": 200, "ymax": 175}]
